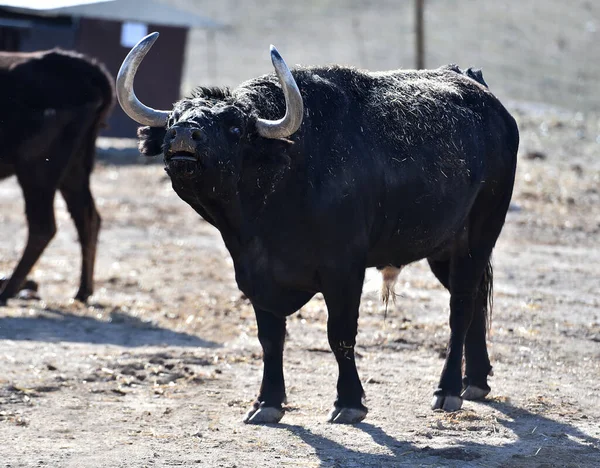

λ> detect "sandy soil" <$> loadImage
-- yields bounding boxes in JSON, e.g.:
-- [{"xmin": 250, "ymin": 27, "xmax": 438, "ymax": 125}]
[{"xmin": 1, "ymin": 106, "xmax": 599, "ymax": 467}]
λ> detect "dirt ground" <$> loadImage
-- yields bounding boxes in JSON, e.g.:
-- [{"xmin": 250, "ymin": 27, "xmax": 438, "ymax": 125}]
[{"xmin": 1, "ymin": 105, "xmax": 599, "ymax": 467}]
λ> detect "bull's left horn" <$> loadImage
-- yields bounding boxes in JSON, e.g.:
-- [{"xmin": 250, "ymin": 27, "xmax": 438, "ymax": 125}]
[
  {"xmin": 117, "ymin": 32, "xmax": 170, "ymax": 127},
  {"xmin": 256, "ymin": 46, "xmax": 304, "ymax": 139}
]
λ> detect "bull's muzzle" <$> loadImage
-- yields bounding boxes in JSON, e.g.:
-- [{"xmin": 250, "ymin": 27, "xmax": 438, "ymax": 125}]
[
  {"xmin": 164, "ymin": 126, "xmax": 204, "ymax": 179},
  {"xmin": 166, "ymin": 126, "xmax": 204, "ymax": 158}
]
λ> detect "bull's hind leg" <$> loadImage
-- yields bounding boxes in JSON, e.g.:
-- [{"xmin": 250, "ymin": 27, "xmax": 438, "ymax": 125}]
[
  {"xmin": 428, "ymin": 257, "xmax": 492, "ymax": 407},
  {"xmin": 461, "ymin": 263, "xmax": 493, "ymax": 401},
  {"xmin": 430, "ymin": 188, "xmax": 511, "ymax": 411},
  {"xmin": 60, "ymin": 170, "xmax": 101, "ymax": 303},
  {"xmin": 460, "ymin": 186, "xmax": 514, "ymax": 402},
  {"xmin": 430, "ymin": 250, "xmax": 490, "ymax": 412},
  {"xmin": 244, "ymin": 308, "xmax": 287, "ymax": 424},
  {"xmin": 321, "ymin": 266, "xmax": 368, "ymax": 424}
]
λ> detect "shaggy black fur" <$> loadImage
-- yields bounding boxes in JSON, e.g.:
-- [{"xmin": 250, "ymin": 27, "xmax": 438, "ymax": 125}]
[{"xmin": 134, "ymin": 60, "xmax": 519, "ymax": 422}]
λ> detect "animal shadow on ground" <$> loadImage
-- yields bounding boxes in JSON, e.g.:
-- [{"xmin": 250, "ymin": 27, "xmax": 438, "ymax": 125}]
[
  {"xmin": 280, "ymin": 400, "xmax": 600, "ymax": 467},
  {"xmin": 0, "ymin": 305, "xmax": 218, "ymax": 348}
]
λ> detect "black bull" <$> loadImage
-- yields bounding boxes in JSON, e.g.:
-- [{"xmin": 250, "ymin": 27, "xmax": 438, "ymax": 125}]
[
  {"xmin": 0, "ymin": 49, "xmax": 114, "ymax": 304},
  {"xmin": 118, "ymin": 33, "xmax": 519, "ymax": 424}
]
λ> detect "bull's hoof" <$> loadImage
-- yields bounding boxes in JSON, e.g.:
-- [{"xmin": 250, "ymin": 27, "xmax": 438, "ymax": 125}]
[
  {"xmin": 0, "ymin": 297, "xmax": 6, "ymax": 307},
  {"xmin": 461, "ymin": 385, "xmax": 490, "ymax": 401},
  {"xmin": 243, "ymin": 406, "xmax": 284, "ymax": 424},
  {"xmin": 327, "ymin": 407, "xmax": 368, "ymax": 424},
  {"xmin": 431, "ymin": 395, "xmax": 463, "ymax": 412}
]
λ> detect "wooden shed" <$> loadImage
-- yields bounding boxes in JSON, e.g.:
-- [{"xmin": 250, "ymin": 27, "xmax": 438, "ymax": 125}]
[{"xmin": 0, "ymin": 0, "xmax": 224, "ymax": 137}]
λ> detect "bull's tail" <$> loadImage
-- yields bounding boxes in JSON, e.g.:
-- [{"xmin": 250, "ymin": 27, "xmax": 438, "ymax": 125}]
[
  {"xmin": 446, "ymin": 64, "xmax": 489, "ymax": 89},
  {"xmin": 465, "ymin": 67, "xmax": 488, "ymax": 88},
  {"xmin": 480, "ymin": 259, "xmax": 493, "ymax": 331}
]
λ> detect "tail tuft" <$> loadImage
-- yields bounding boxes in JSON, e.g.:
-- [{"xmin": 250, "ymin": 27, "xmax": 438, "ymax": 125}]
[{"xmin": 481, "ymin": 260, "xmax": 494, "ymax": 331}]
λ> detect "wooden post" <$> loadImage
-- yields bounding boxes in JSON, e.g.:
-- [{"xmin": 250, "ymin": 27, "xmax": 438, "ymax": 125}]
[
  {"xmin": 415, "ymin": 0, "xmax": 425, "ymax": 69},
  {"xmin": 206, "ymin": 30, "xmax": 217, "ymax": 84}
]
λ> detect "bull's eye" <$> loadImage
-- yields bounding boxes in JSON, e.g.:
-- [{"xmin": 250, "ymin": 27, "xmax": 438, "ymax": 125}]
[{"xmin": 229, "ymin": 126, "xmax": 241, "ymax": 137}]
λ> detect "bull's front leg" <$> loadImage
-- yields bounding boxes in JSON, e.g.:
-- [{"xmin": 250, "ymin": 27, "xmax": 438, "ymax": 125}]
[
  {"xmin": 244, "ymin": 307, "xmax": 287, "ymax": 424},
  {"xmin": 432, "ymin": 292, "xmax": 475, "ymax": 411},
  {"xmin": 322, "ymin": 268, "xmax": 368, "ymax": 424}
]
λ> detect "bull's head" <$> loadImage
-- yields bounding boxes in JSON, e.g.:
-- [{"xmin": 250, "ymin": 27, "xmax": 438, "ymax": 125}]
[{"xmin": 116, "ymin": 33, "xmax": 303, "ymax": 195}]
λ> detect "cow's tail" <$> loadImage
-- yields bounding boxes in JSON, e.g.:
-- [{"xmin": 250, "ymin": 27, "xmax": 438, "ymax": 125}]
[{"xmin": 93, "ymin": 60, "xmax": 116, "ymax": 131}]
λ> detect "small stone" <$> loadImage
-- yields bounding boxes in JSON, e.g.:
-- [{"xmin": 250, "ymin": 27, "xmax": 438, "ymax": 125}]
[{"xmin": 524, "ymin": 151, "xmax": 547, "ymax": 160}]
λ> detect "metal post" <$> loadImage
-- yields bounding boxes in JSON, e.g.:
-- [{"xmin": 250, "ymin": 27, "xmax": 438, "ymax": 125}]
[{"xmin": 415, "ymin": 0, "xmax": 425, "ymax": 69}]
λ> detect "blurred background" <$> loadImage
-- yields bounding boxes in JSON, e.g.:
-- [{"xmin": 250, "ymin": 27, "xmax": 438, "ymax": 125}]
[
  {"xmin": 176, "ymin": 0, "xmax": 600, "ymax": 115},
  {"xmin": 0, "ymin": 0, "xmax": 598, "ymax": 138}
]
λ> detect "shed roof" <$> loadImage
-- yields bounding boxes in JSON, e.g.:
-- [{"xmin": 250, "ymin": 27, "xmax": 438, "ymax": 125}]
[{"xmin": 0, "ymin": 0, "xmax": 225, "ymax": 29}]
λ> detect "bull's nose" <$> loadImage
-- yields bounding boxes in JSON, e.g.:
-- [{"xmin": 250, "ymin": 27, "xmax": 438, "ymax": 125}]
[{"xmin": 167, "ymin": 126, "xmax": 204, "ymax": 154}]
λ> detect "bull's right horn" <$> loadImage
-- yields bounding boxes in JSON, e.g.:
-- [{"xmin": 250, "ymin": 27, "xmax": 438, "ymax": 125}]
[
  {"xmin": 117, "ymin": 32, "xmax": 170, "ymax": 127},
  {"xmin": 255, "ymin": 45, "xmax": 304, "ymax": 139}
]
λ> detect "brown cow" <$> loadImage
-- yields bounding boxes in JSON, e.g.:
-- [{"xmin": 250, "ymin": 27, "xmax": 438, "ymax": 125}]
[{"xmin": 0, "ymin": 48, "xmax": 114, "ymax": 304}]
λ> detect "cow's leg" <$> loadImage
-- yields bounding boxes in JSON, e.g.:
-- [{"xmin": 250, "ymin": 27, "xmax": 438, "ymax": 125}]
[
  {"xmin": 321, "ymin": 268, "xmax": 367, "ymax": 424},
  {"xmin": 60, "ymin": 175, "xmax": 101, "ymax": 303},
  {"xmin": 244, "ymin": 307, "xmax": 287, "ymax": 424},
  {"xmin": 0, "ymin": 185, "xmax": 57, "ymax": 305}
]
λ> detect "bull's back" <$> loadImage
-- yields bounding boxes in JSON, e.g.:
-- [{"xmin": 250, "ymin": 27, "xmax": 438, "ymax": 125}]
[{"xmin": 292, "ymin": 66, "xmax": 516, "ymax": 263}]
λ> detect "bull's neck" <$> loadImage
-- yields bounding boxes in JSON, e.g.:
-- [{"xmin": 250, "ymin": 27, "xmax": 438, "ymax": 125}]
[
  {"xmin": 204, "ymin": 183, "xmax": 299, "ymax": 260},
  {"xmin": 171, "ymin": 155, "xmax": 302, "ymax": 258},
  {"xmin": 188, "ymin": 191, "xmax": 264, "ymax": 259}
]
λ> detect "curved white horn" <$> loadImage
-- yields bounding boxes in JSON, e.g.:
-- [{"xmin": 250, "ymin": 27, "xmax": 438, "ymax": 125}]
[
  {"xmin": 256, "ymin": 45, "xmax": 304, "ymax": 139},
  {"xmin": 117, "ymin": 32, "xmax": 170, "ymax": 127}
]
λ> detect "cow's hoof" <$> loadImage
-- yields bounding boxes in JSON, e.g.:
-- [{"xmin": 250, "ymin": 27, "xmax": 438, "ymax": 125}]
[
  {"xmin": 74, "ymin": 290, "xmax": 92, "ymax": 303},
  {"xmin": 431, "ymin": 395, "xmax": 463, "ymax": 412},
  {"xmin": 17, "ymin": 289, "xmax": 40, "ymax": 301},
  {"xmin": 461, "ymin": 385, "xmax": 490, "ymax": 401},
  {"xmin": 23, "ymin": 280, "xmax": 38, "ymax": 292},
  {"xmin": 243, "ymin": 406, "xmax": 284, "ymax": 424},
  {"xmin": 327, "ymin": 407, "xmax": 368, "ymax": 424}
]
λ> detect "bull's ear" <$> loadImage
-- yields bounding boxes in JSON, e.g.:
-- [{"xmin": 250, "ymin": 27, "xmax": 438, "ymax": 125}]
[{"xmin": 137, "ymin": 125, "xmax": 166, "ymax": 156}]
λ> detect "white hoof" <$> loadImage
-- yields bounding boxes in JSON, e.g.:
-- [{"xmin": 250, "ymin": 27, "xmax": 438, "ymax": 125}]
[
  {"xmin": 461, "ymin": 385, "xmax": 490, "ymax": 401},
  {"xmin": 327, "ymin": 407, "xmax": 368, "ymax": 424},
  {"xmin": 17, "ymin": 289, "xmax": 40, "ymax": 300},
  {"xmin": 431, "ymin": 395, "xmax": 463, "ymax": 412},
  {"xmin": 243, "ymin": 406, "xmax": 284, "ymax": 424}
]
